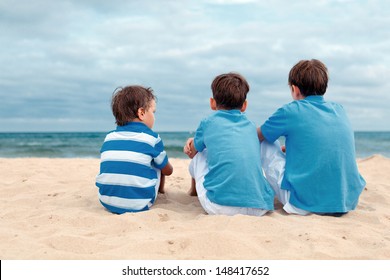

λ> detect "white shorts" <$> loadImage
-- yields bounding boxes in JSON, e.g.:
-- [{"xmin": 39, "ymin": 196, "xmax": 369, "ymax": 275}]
[
  {"xmin": 260, "ymin": 140, "xmax": 310, "ymax": 216},
  {"xmin": 189, "ymin": 150, "xmax": 269, "ymax": 217}
]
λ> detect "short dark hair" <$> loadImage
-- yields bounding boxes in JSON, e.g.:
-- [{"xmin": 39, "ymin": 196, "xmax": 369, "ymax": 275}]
[
  {"xmin": 211, "ymin": 72, "xmax": 250, "ymax": 110},
  {"xmin": 288, "ymin": 59, "xmax": 328, "ymax": 96},
  {"xmin": 111, "ymin": 85, "xmax": 156, "ymax": 126}
]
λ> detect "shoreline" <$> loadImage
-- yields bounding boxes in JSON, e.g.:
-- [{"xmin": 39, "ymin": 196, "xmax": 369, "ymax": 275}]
[
  {"xmin": 0, "ymin": 155, "xmax": 389, "ymax": 259},
  {"xmin": 1, "ymin": 153, "xmax": 387, "ymax": 160}
]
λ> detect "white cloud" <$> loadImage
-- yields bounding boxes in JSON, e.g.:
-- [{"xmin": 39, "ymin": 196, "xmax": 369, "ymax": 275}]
[
  {"xmin": 207, "ymin": 0, "xmax": 257, "ymax": 4},
  {"xmin": 0, "ymin": 0, "xmax": 389, "ymax": 132}
]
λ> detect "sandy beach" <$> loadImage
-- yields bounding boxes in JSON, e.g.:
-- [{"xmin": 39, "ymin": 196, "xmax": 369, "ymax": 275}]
[{"xmin": 0, "ymin": 155, "xmax": 389, "ymax": 260}]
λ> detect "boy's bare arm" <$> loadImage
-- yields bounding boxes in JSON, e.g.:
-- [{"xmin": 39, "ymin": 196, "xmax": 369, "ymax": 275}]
[
  {"xmin": 183, "ymin": 137, "xmax": 198, "ymax": 159},
  {"xmin": 158, "ymin": 163, "xmax": 172, "ymax": 194},
  {"xmin": 257, "ymin": 127, "xmax": 265, "ymax": 142},
  {"xmin": 257, "ymin": 127, "xmax": 285, "ymax": 152},
  {"xmin": 161, "ymin": 161, "xmax": 173, "ymax": 176}
]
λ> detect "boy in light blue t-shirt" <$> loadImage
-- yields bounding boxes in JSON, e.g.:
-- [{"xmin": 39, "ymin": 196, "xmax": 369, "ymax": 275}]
[
  {"xmin": 184, "ymin": 72, "xmax": 274, "ymax": 216},
  {"xmin": 258, "ymin": 59, "xmax": 366, "ymax": 216}
]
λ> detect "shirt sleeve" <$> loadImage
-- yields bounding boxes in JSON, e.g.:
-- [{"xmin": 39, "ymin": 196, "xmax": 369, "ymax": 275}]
[
  {"xmin": 261, "ymin": 106, "xmax": 287, "ymax": 143},
  {"xmin": 193, "ymin": 120, "xmax": 206, "ymax": 152},
  {"xmin": 152, "ymin": 136, "xmax": 169, "ymax": 169}
]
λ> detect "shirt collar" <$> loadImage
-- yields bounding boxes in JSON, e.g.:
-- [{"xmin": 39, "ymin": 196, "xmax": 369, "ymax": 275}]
[
  {"xmin": 117, "ymin": 121, "xmax": 148, "ymax": 131},
  {"xmin": 304, "ymin": 95, "xmax": 325, "ymax": 102},
  {"xmin": 217, "ymin": 109, "xmax": 243, "ymax": 115}
]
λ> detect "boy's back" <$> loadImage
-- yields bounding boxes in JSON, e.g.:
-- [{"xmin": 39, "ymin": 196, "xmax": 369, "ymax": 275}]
[
  {"xmin": 260, "ymin": 59, "xmax": 366, "ymax": 214},
  {"xmin": 262, "ymin": 95, "xmax": 366, "ymax": 212},
  {"xmin": 96, "ymin": 86, "xmax": 173, "ymax": 214},
  {"xmin": 185, "ymin": 72, "xmax": 275, "ymax": 216},
  {"xmin": 195, "ymin": 109, "xmax": 274, "ymax": 210}
]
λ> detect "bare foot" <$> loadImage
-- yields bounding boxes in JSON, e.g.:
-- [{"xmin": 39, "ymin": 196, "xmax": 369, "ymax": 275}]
[
  {"xmin": 187, "ymin": 187, "xmax": 197, "ymax": 196},
  {"xmin": 187, "ymin": 178, "xmax": 197, "ymax": 196}
]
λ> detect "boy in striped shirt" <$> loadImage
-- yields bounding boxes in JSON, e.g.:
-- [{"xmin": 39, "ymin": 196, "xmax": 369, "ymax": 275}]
[{"xmin": 96, "ymin": 86, "xmax": 173, "ymax": 214}]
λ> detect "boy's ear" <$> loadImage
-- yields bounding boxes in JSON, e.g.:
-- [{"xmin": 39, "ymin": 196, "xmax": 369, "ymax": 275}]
[
  {"xmin": 137, "ymin": 108, "xmax": 145, "ymax": 120},
  {"xmin": 291, "ymin": 85, "xmax": 303, "ymax": 100},
  {"xmin": 210, "ymin": 98, "xmax": 217, "ymax": 110},
  {"xmin": 240, "ymin": 100, "xmax": 248, "ymax": 112}
]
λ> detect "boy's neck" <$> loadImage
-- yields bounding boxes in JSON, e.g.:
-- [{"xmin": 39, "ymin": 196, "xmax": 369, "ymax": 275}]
[{"xmin": 210, "ymin": 98, "xmax": 247, "ymax": 112}]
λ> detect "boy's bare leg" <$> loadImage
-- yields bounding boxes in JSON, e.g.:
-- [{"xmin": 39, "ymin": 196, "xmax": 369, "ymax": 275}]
[
  {"xmin": 188, "ymin": 178, "xmax": 198, "ymax": 196},
  {"xmin": 158, "ymin": 174, "xmax": 166, "ymax": 194}
]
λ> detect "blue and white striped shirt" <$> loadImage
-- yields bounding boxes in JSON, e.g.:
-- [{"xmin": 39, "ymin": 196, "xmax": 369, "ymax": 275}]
[{"xmin": 96, "ymin": 122, "xmax": 168, "ymax": 213}]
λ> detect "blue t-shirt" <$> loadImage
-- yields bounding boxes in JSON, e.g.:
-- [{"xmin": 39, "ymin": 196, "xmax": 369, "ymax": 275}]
[
  {"xmin": 96, "ymin": 122, "xmax": 169, "ymax": 214},
  {"xmin": 194, "ymin": 110, "xmax": 274, "ymax": 210},
  {"xmin": 261, "ymin": 95, "xmax": 366, "ymax": 213}
]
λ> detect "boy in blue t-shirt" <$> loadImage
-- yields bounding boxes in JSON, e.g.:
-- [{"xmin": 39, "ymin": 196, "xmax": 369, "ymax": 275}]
[
  {"xmin": 258, "ymin": 59, "xmax": 366, "ymax": 216},
  {"xmin": 96, "ymin": 85, "xmax": 173, "ymax": 214},
  {"xmin": 184, "ymin": 72, "xmax": 274, "ymax": 216}
]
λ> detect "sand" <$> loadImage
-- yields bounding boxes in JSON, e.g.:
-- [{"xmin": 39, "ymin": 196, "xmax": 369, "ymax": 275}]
[{"xmin": 0, "ymin": 155, "xmax": 389, "ymax": 260}]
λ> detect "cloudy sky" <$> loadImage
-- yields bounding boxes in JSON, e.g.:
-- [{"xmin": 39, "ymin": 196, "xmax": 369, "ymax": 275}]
[{"xmin": 1, "ymin": 0, "xmax": 389, "ymax": 132}]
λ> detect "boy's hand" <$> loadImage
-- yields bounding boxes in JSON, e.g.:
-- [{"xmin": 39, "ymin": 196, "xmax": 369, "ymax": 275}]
[{"xmin": 183, "ymin": 138, "xmax": 197, "ymax": 159}]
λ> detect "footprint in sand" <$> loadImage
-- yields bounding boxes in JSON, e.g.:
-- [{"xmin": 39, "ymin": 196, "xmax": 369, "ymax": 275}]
[{"xmin": 158, "ymin": 213, "xmax": 169, "ymax": 222}]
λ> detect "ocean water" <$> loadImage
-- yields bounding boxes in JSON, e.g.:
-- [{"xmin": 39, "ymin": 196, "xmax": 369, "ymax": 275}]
[
  {"xmin": 0, "ymin": 131, "xmax": 389, "ymax": 159},
  {"xmin": 0, "ymin": 132, "xmax": 194, "ymax": 159}
]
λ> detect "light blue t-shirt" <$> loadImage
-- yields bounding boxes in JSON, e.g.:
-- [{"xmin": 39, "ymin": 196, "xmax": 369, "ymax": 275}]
[
  {"xmin": 194, "ymin": 110, "xmax": 274, "ymax": 210},
  {"xmin": 261, "ymin": 95, "xmax": 366, "ymax": 213}
]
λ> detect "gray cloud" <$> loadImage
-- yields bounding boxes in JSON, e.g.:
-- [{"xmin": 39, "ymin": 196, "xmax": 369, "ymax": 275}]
[{"xmin": 0, "ymin": 0, "xmax": 389, "ymax": 132}]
